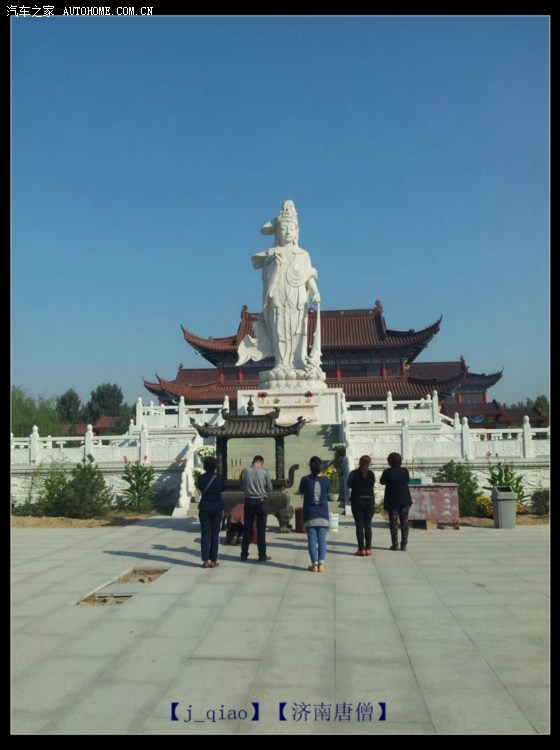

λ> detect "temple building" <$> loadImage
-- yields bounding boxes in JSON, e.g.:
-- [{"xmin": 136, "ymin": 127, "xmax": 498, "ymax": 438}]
[{"xmin": 144, "ymin": 300, "xmax": 547, "ymax": 428}]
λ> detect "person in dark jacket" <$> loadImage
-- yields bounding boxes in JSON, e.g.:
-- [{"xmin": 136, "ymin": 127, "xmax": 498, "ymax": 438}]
[
  {"xmin": 298, "ymin": 456, "xmax": 330, "ymax": 573},
  {"xmin": 197, "ymin": 456, "xmax": 226, "ymax": 568},
  {"xmin": 347, "ymin": 455, "xmax": 376, "ymax": 556},
  {"xmin": 380, "ymin": 452, "xmax": 412, "ymax": 551}
]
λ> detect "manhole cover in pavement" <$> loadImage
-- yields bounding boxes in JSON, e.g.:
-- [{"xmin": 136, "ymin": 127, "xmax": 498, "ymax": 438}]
[{"xmin": 78, "ymin": 567, "xmax": 169, "ymax": 605}]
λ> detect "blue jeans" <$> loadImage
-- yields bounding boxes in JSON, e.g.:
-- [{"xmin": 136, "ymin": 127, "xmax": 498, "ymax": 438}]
[{"xmin": 306, "ymin": 526, "xmax": 327, "ymax": 564}]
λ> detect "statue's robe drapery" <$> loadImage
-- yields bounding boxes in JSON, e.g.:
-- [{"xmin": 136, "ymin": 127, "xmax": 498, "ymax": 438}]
[{"xmin": 237, "ymin": 244, "xmax": 317, "ymax": 370}]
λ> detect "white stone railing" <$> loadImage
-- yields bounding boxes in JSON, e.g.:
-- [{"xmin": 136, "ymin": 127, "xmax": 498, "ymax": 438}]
[
  {"xmin": 133, "ymin": 396, "xmax": 222, "ymax": 431},
  {"xmin": 11, "ymin": 393, "xmax": 549, "ymax": 507},
  {"xmin": 463, "ymin": 420, "xmax": 550, "ymax": 460},
  {"xmin": 347, "ymin": 416, "xmax": 549, "ymax": 462},
  {"xmin": 340, "ymin": 394, "xmax": 549, "ymax": 464},
  {"xmin": 11, "ymin": 424, "xmax": 183, "ymax": 466},
  {"xmin": 346, "ymin": 390, "xmax": 442, "ymax": 425}
]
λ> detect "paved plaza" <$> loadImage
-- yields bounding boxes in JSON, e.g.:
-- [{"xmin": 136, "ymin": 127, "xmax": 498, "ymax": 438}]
[{"xmin": 11, "ymin": 517, "xmax": 549, "ymax": 734}]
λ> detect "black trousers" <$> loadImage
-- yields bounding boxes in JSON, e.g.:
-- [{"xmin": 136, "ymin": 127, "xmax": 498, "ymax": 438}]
[
  {"xmin": 351, "ymin": 497, "xmax": 375, "ymax": 550},
  {"xmin": 241, "ymin": 500, "xmax": 267, "ymax": 558},
  {"xmin": 388, "ymin": 506, "xmax": 410, "ymax": 546},
  {"xmin": 199, "ymin": 508, "xmax": 223, "ymax": 562},
  {"xmin": 226, "ymin": 521, "xmax": 244, "ymax": 544}
]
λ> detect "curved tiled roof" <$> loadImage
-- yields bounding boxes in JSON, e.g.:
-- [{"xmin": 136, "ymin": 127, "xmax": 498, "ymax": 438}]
[
  {"xmin": 337, "ymin": 373, "xmax": 464, "ymax": 400},
  {"xmin": 145, "ymin": 369, "xmax": 464, "ymax": 406},
  {"xmin": 441, "ymin": 399, "xmax": 502, "ymax": 416},
  {"xmin": 440, "ymin": 399, "xmax": 548, "ymax": 427},
  {"xmin": 191, "ymin": 410, "xmax": 306, "ymax": 438},
  {"xmin": 463, "ymin": 370, "xmax": 504, "ymax": 388},
  {"xmin": 408, "ymin": 361, "xmax": 466, "ymax": 381},
  {"xmin": 181, "ymin": 307, "xmax": 442, "ymax": 355}
]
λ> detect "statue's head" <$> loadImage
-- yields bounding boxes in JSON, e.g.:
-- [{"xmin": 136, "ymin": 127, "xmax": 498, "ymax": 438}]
[{"xmin": 261, "ymin": 200, "xmax": 299, "ymax": 246}]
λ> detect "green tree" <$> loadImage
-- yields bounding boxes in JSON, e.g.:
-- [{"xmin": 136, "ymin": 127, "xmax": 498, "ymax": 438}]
[
  {"xmin": 11, "ymin": 386, "xmax": 62, "ymax": 437},
  {"xmin": 534, "ymin": 395, "xmax": 549, "ymax": 416},
  {"xmin": 503, "ymin": 395, "xmax": 549, "ymax": 415},
  {"xmin": 432, "ymin": 460, "xmax": 479, "ymax": 516},
  {"xmin": 83, "ymin": 383, "xmax": 124, "ymax": 423},
  {"xmin": 56, "ymin": 388, "xmax": 82, "ymax": 424}
]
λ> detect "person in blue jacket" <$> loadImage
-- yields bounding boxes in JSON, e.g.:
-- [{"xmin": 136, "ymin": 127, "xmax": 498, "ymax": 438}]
[{"xmin": 298, "ymin": 456, "xmax": 330, "ymax": 573}]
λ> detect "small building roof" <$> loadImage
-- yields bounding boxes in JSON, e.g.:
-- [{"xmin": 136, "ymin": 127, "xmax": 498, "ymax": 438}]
[{"xmin": 191, "ymin": 406, "xmax": 306, "ymax": 438}]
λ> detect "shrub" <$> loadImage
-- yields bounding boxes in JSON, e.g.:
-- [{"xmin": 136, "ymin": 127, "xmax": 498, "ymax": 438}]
[
  {"xmin": 42, "ymin": 455, "xmax": 111, "ymax": 518},
  {"xmin": 487, "ymin": 461, "xmax": 527, "ymax": 508},
  {"xmin": 475, "ymin": 496, "xmax": 493, "ymax": 519},
  {"xmin": 11, "ymin": 498, "xmax": 45, "ymax": 517},
  {"xmin": 12, "ymin": 461, "xmax": 67, "ymax": 517},
  {"xmin": 432, "ymin": 461, "xmax": 479, "ymax": 516},
  {"xmin": 119, "ymin": 457, "xmax": 156, "ymax": 512},
  {"xmin": 531, "ymin": 489, "xmax": 549, "ymax": 516},
  {"xmin": 40, "ymin": 461, "xmax": 68, "ymax": 509}
]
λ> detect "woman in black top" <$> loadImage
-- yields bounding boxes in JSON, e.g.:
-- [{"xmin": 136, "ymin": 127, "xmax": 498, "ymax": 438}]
[
  {"xmin": 347, "ymin": 455, "xmax": 375, "ymax": 557},
  {"xmin": 380, "ymin": 452, "xmax": 412, "ymax": 551},
  {"xmin": 197, "ymin": 456, "xmax": 225, "ymax": 568}
]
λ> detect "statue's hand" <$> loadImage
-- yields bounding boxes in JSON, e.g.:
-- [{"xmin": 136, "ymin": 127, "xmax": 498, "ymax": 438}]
[{"xmin": 311, "ymin": 292, "xmax": 321, "ymax": 304}]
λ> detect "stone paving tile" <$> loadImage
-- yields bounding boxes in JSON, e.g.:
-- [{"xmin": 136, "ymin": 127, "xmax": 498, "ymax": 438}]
[
  {"xmin": 192, "ymin": 620, "xmax": 275, "ymax": 660},
  {"xmin": 43, "ymin": 681, "xmax": 159, "ymax": 734},
  {"xmin": 11, "ymin": 521, "xmax": 550, "ymax": 735},
  {"xmin": 12, "ymin": 655, "xmax": 113, "ymax": 713},
  {"xmin": 422, "ymin": 688, "xmax": 537, "ymax": 734}
]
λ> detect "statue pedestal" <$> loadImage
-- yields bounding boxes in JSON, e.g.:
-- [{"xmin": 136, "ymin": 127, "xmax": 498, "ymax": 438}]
[
  {"xmin": 238, "ymin": 388, "xmax": 344, "ymax": 426},
  {"xmin": 257, "ymin": 367, "xmax": 327, "ymax": 394}
]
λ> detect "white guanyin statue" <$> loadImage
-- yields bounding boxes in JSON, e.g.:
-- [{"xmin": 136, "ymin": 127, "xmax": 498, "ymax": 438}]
[{"xmin": 236, "ymin": 200, "xmax": 326, "ymax": 389}]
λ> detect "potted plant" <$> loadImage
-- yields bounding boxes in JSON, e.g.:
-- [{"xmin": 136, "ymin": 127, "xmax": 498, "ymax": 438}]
[{"xmin": 323, "ymin": 465, "xmax": 340, "ymax": 501}]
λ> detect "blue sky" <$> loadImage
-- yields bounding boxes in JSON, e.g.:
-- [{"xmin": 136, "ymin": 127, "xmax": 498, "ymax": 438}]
[{"xmin": 11, "ymin": 16, "xmax": 549, "ymax": 409}]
